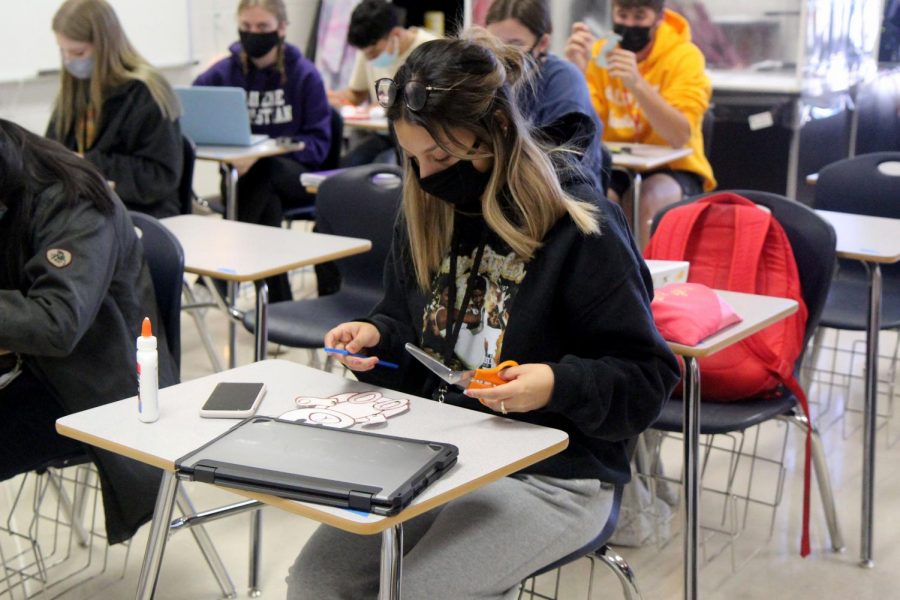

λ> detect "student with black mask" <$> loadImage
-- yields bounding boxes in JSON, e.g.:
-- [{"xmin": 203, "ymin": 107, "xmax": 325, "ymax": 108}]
[
  {"xmin": 194, "ymin": 0, "xmax": 330, "ymax": 303},
  {"xmin": 566, "ymin": 0, "xmax": 716, "ymax": 245},
  {"xmin": 286, "ymin": 31, "xmax": 678, "ymax": 599}
]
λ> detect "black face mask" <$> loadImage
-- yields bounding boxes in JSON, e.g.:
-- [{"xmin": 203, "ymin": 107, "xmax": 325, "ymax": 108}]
[
  {"xmin": 412, "ymin": 158, "xmax": 492, "ymax": 211},
  {"xmin": 613, "ymin": 23, "xmax": 653, "ymax": 53},
  {"xmin": 239, "ymin": 30, "xmax": 281, "ymax": 59}
]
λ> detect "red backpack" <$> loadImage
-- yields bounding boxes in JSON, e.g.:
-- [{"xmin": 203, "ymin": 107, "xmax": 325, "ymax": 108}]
[{"xmin": 645, "ymin": 192, "xmax": 814, "ymax": 556}]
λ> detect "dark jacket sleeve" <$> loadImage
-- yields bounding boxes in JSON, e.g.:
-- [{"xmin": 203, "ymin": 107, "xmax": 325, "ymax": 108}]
[
  {"xmin": 0, "ymin": 198, "xmax": 117, "ymax": 357},
  {"xmin": 544, "ymin": 202, "xmax": 679, "ymax": 442},
  {"xmin": 353, "ymin": 223, "xmax": 422, "ymax": 390},
  {"xmin": 84, "ymin": 84, "xmax": 182, "ymax": 211},
  {"xmin": 289, "ymin": 65, "xmax": 331, "ymax": 167}
]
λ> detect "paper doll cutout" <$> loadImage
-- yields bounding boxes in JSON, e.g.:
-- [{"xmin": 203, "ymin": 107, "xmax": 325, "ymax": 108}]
[{"xmin": 279, "ymin": 391, "xmax": 410, "ymax": 429}]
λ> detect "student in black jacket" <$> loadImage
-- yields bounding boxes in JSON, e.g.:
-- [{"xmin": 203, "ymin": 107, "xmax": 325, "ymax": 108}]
[
  {"xmin": 286, "ymin": 31, "xmax": 679, "ymax": 599},
  {"xmin": 0, "ymin": 119, "xmax": 175, "ymax": 544},
  {"xmin": 47, "ymin": 0, "xmax": 183, "ymax": 219}
]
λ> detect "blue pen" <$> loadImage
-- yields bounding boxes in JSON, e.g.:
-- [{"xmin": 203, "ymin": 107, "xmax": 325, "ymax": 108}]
[{"xmin": 323, "ymin": 347, "xmax": 399, "ymax": 369}]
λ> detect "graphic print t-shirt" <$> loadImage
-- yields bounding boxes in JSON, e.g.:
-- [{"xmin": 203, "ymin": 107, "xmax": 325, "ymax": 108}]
[{"xmin": 420, "ymin": 222, "xmax": 529, "ymax": 371}]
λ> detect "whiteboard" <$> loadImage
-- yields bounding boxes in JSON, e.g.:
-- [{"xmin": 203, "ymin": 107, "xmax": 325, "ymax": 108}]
[{"xmin": 0, "ymin": 0, "xmax": 193, "ymax": 82}]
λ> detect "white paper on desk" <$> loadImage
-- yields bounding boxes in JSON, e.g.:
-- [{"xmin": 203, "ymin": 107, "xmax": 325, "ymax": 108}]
[{"xmin": 280, "ymin": 391, "xmax": 409, "ymax": 429}]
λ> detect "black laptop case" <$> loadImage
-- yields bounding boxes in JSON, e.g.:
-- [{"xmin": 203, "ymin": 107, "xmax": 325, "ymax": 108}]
[{"xmin": 175, "ymin": 416, "xmax": 459, "ymax": 515}]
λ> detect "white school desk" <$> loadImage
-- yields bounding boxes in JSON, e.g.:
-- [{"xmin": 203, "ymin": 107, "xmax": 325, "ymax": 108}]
[
  {"xmin": 665, "ymin": 290, "xmax": 798, "ymax": 600},
  {"xmin": 56, "ymin": 359, "xmax": 569, "ymax": 600},
  {"xmin": 343, "ymin": 116, "xmax": 390, "ymax": 134},
  {"xmin": 608, "ymin": 143, "xmax": 694, "ymax": 248},
  {"xmin": 161, "ymin": 215, "xmax": 371, "ymax": 368},
  {"xmin": 814, "ymin": 209, "xmax": 900, "ymax": 568},
  {"xmin": 193, "ymin": 139, "xmax": 304, "ymax": 221}
]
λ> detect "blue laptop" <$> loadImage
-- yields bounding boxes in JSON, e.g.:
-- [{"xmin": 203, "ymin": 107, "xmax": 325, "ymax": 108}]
[{"xmin": 175, "ymin": 86, "xmax": 268, "ymax": 146}]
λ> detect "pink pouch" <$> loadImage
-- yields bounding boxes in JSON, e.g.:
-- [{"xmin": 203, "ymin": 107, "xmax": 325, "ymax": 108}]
[{"xmin": 651, "ymin": 283, "xmax": 742, "ymax": 346}]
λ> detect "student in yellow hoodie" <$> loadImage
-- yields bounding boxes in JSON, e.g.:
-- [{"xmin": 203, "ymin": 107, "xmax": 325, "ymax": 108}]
[{"xmin": 565, "ymin": 0, "xmax": 715, "ymax": 246}]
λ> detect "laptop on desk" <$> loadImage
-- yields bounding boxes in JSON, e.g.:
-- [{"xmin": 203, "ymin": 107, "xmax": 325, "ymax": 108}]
[
  {"xmin": 176, "ymin": 416, "xmax": 458, "ymax": 516},
  {"xmin": 176, "ymin": 86, "xmax": 268, "ymax": 147}
]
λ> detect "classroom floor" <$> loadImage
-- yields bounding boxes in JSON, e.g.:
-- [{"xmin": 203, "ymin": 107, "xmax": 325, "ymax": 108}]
[{"xmin": 2, "ymin": 267, "xmax": 900, "ymax": 600}]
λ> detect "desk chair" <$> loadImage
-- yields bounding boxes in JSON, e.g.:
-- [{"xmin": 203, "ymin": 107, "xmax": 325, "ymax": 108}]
[
  {"xmin": 519, "ymin": 439, "xmax": 642, "ymax": 600},
  {"xmin": 806, "ymin": 153, "xmax": 900, "ymax": 432},
  {"xmin": 243, "ymin": 164, "xmax": 403, "ymax": 363},
  {"xmin": 646, "ymin": 190, "xmax": 844, "ymax": 569}
]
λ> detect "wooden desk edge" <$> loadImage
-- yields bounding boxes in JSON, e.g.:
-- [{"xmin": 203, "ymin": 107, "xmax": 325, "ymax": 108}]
[
  {"xmin": 182, "ymin": 242, "xmax": 372, "ymax": 282},
  {"xmin": 57, "ymin": 421, "xmax": 568, "ymax": 536},
  {"xmin": 667, "ymin": 300, "xmax": 798, "ymax": 357}
]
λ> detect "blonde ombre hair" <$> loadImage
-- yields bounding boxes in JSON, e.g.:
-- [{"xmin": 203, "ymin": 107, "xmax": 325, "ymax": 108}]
[
  {"xmin": 51, "ymin": 0, "xmax": 181, "ymax": 140},
  {"xmin": 237, "ymin": 0, "xmax": 289, "ymax": 84},
  {"xmin": 386, "ymin": 30, "xmax": 600, "ymax": 289}
]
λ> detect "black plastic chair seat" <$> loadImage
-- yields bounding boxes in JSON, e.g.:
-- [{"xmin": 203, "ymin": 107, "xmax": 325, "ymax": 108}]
[
  {"xmin": 243, "ymin": 288, "xmax": 382, "ymax": 349},
  {"xmin": 652, "ymin": 395, "xmax": 798, "ymax": 435},
  {"xmin": 819, "ymin": 274, "xmax": 900, "ymax": 331}
]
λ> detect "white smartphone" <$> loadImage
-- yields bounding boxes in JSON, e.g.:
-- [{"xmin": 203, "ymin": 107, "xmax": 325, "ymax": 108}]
[{"xmin": 199, "ymin": 382, "xmax": 266, "ymax": 419}]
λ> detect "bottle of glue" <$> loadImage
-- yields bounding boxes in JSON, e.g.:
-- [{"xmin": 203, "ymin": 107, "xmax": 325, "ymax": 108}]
[{"xmin": 136, "ymin": 317, "xmax": 159, "ymax": 423}]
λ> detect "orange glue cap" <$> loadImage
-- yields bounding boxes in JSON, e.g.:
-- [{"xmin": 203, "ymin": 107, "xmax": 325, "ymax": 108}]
[{"xmin": 141, "ymin": 317, "xmax": 153, "ymax": 338}]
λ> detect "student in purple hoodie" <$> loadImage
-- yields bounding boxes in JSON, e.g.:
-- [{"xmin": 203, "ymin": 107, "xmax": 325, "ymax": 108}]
[{"xmin": 193, "ymin": 0, "xmax": 330, "ymax": 302}]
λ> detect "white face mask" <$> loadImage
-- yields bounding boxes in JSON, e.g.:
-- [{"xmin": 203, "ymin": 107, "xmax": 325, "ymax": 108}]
[
  {"xmin": 369, "ymin": 35, "xmax": 398, "ymax": 68},
  {"xmin": 64, "ymin": 56, "xmax": 94, "ymax": 80}
]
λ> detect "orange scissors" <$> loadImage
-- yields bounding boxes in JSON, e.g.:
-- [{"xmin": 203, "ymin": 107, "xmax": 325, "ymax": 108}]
[{"xmin": 405, "ymin": 343, "xmax": 517, "ymax": 390}]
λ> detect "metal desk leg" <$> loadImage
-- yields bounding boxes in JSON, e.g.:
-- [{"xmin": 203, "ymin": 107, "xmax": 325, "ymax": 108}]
[
  {"xmin": 632, "ymin": 172, "xmax": 644, "ymax": 248},
  {"xmin": 861, "ymin": 263, "xmax": 882, "ymax": 568},
  {"xmin": 221, "ymin": 163, "xmax": 239, "ymax": 368},
  {"xmin": 249, "ymin": 509, "xmax": 262, "ymax": 597},
  {"xmin": 246, "ymin": 281, "xmax": 269, "ymax": 597},
  {"xmin": 253, "ymin": 281, "xmax": 268, "ymax": 363},
  {"xmin": 379, "ymin": 524, "xmax": 403, "ymax": 600},
  {"xmin": 136, "ymin": 472, "xmax": 179, "ymax": 600},
  {"xmin": 683, "ymin": 357, "xmax": 700, "ymax": 600},
  {"xmin": 174, "ymin": 488, "xmax": 237, "ymax": 598}
]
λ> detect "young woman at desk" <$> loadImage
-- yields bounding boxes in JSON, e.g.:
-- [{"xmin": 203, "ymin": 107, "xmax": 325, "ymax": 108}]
[
  {"xmin": 47, "ymin": 0, "xmax": 183, "ymax": 219},
  {"xmin": 193, "ymin": 0, "xmax": 331, "ymax": 303},
  {"xmin": 288, "ymin": 33, "xmax": 679, "ymax": 599},
  {"xmin": 0, "ymin": 119, "xmax": 177, "ymax": 544}
]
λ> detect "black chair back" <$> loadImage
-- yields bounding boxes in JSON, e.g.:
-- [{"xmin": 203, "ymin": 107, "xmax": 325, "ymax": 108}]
[
  {"xmin": 651, "ymin": 190, "xmax": 837, "ymax": 355},
  {"xmin": 815, "ymin": 152, "xmax": 900, "ymax": 219},
  {"xmin": 314, "ymin": 164, "xmax": 403, "ymax": 300},
  {"xmin": 179, "ymin": 135, "xmax": 197, "ymax": 215},
  {"xmin": 814, "ymin": 152, "xmax": 900, "ymax": 281},
  {"xmin": 129, "ymin": 211, "xmax": 185, "ymax": 375}
]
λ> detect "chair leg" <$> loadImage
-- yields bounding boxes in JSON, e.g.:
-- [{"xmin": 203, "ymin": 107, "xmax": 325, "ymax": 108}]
[
  {"xmin": 802, "ymin": 327, "xmax": 826, "ymax": 392},
  {"xmin": 593, "ymin": 545, "xmax": 643, "ymax": 600},
  {"xmin": 46, "ymin": 469, "xmax": 90, "ymax": 548},
  {"xmin": 182, "ymin": 281, "xmax": 224, "ymax": 372},
  {"xmin": 779, "ymin": 413, "xmax": 846, "ymax": 552},
  {"xmin": 174, "ymin": 488, "xmax": 237, "ymax": 598}
]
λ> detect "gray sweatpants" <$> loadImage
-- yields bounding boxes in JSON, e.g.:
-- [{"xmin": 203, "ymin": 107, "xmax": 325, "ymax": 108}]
[{"xmin": 286, "ymin": 474, "xmax": 614, "ymax": 600}]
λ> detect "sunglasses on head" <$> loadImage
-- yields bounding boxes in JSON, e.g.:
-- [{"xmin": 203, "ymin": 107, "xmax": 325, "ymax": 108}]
[{"xmin": 374, "ymin": 78, "xmax": 451, "ymax": 112}]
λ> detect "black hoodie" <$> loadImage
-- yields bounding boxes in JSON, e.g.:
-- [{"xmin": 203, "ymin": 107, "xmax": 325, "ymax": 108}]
[
  {"xmin": 47, "ymin": 80, "xmax": 183, "ymax": 219},
  {"xmin": 355, "ymin": 114, "xmax": 679, "ymax": 483}
]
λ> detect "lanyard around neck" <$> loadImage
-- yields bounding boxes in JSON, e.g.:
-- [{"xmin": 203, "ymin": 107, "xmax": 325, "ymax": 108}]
[{"xmin": 442, "ymin": 228, "xmax": 489, "ymax": 365}]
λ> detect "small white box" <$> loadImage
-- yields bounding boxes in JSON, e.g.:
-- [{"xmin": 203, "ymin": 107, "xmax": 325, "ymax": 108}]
[{"xmin": 645, "ymin": 260, "xmax": 690, "ymax": 289}]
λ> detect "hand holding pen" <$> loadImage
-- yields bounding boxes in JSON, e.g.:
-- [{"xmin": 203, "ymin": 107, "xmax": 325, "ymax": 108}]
[{"xmin": 324, "ymin": 322, "xmax": 397, "ymax": 371}]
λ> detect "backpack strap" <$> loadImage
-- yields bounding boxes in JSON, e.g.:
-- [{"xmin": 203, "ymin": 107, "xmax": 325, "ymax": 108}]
[{"xmin": 742, "ymin": 334, "xmax": 813, "ymax": 558}]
